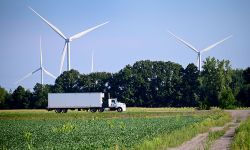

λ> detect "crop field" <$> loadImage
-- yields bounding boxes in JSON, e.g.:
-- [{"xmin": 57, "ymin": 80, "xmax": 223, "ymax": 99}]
[{"xmin": 0, "ymin": 108, "xmax": 230, "ymax": 150}]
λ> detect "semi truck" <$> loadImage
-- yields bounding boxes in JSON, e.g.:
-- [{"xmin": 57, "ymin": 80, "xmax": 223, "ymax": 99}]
[{"xmin": 48, "ymin": 93, "xmax": 126, "ymax": 113}]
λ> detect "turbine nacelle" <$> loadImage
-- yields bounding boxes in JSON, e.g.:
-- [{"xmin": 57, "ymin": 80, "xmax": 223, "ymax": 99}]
[{"xmin": 66, "ymin": 39, "xmax": 71, "ymax": 43}]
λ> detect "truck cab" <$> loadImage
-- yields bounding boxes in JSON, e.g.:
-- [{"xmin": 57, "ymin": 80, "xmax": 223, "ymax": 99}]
[{"xmin": 108, "ymin": 98, "xmax": 126, "ymax": 112}]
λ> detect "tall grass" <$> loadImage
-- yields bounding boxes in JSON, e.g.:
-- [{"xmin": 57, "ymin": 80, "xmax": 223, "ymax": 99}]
[{"xmin": 232, "ymin": 116, "xmax": 250, "ymax": 150}]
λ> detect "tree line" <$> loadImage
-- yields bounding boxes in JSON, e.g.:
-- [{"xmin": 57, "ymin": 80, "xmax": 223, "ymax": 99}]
[{"xmin": 0, "ymin": 57, "xmax": 249, "ymax": 109}]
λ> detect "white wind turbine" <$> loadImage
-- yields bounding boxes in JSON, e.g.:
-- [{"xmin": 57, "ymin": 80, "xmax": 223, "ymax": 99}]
[
  {"xmin": 28, "ymin": 7, "xmax": 109, "ymax": 74},
  {"xmin": 168, "ymin": 31, "xmax": 232, "ymax": 71},
  {"xmin": 16, "ymin": 37, "xmax": 56, "ymax": 85}
]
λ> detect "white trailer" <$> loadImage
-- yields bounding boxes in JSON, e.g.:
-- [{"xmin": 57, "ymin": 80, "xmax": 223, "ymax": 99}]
[{"xmin": 48, "ymin": 93, "xmax": 126, "ymax": 113}]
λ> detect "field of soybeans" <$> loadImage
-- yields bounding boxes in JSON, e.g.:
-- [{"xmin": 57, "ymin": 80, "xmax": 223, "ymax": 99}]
[{"xmin": 0, "ymin": 108, "xmax": 231, "ymax": 150}]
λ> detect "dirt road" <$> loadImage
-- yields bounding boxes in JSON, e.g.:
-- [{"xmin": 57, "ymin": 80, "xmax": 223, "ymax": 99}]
[
  {"xmin": 168, "ymin": 110, "xmax": 250, "ymax": 150},
  {"xmin": 210, "ymin": 110, "xmax": 250, "ymax": 150}
]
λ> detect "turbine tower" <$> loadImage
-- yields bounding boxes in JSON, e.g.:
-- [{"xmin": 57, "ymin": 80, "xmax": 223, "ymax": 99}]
[
  {"xmin": 16, "ymin": 37, "xmax": 56, "ymax": 85},
  {"xmin": 168, "ymin": 31, "xmax": 232, "ymax": 71},
  {"xmin": 29, "ymin": 7, "xmax": 109, "ymax": 74}
]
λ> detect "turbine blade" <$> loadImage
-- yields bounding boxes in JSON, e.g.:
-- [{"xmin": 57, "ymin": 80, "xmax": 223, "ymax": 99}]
[
  {"xmin": 15, "ymin": 68, "xmax": 40, "ymax": 84},
  {"xmin": 60, "ymin": 43, "xmax": 67, "ymax": 74},
  {"xmin": 201, "ymin": 35, "xmax": 232, "ymax": 53},
  {"xmin": 70, "ymin": 21, "xmax": 109, "ymax": 41},
  {"xmin": 28, "ymin": 7, "xmax": 67, "ymax": 40},
  {"xmin": 32, "ymin": 68, "xmax": 41, "ymax": 75},
  {"xmin": 43, "ymin": 68, "xmax": 56, "ymax": 79},
  {"xmin": 168, "ymin": 31, "xmax": 199, "ymax": 53}
]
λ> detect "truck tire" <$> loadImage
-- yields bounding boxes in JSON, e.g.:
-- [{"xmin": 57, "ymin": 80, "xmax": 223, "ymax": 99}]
[
  {"xmin": 55, "ymin": 109, "xmax": 62, "ymax": 113},
  {"xmin": 98, "ymin": 108, "xmax": 104, "ymax": 112},
  {"xmin": 61, "ymin": 109, "xmax": 68, "ymax": 113},
  {"xmin": 90, "ymin": 108, "xmax": 97, "ymax": 113},
  {"xmin": 117, "ymin": 107, "xmax": 123, "ymax": 112}
]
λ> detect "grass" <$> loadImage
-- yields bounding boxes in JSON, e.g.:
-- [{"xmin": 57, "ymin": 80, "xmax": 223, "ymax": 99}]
[
  {"xmin": 231, "ymin": 116, "xmax": 250, "ymax": 150},
  {"xmin": 0, "ymin": 108, "xmax": 231, "ymax": 150}
]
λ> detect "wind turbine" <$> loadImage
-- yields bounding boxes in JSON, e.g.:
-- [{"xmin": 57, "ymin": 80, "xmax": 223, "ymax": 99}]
[
  {"xmin": 91, "ymin": 51, "xmax": 94, "ymax": 73},
  {"xmin": 28, "ymin": 7, "xmax": 109, "ymax": 74},
  {"xmin": 168, "ymin": 31, "xmax": 232, "ymax": 71},
  {"xmin": 16, "ymin": 37, "xmax": 56, "ymax": 85}
]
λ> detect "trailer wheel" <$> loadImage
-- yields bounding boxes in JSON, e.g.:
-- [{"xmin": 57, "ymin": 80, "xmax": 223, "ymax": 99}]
[
  {"xmin": 90, "ymin": 108, "xmax": 97, "ymax": 113},
  {"xmin": 98, "ymin": 108, "xmax": 104, "ymax": 112},
  {"xmin": 55, "ymin": 109, "xmax": 62, "ymax": 113},
  {"xmin": 61, "ymin": 109, "xmax": 68, "ymax": 113},
  {"xmin": 117, "ymin": 107, "xmax": 123, "ymax": 112}
]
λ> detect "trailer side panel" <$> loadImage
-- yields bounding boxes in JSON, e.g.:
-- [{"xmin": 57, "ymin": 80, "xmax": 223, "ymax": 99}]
[{"xmin": 48, "ymin": 93, "xmax": 104, "ymax": 108}]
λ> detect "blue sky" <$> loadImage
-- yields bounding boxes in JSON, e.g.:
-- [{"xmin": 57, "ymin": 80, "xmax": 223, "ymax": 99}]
[{"xmin": 0, "ymin": 0, "xmax": 250, "ymax": 90}]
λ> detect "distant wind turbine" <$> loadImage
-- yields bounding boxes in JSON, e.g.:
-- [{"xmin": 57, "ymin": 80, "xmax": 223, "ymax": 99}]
[
  {"xmin": 16, "ymin": 37, "xmax": 56, "ymax": 85},
  {"xmin": 168, "ymin": 31, "xmax": 232, "ymax": 71},
  {"xmin": 28, "ymin": 7, "xmax": 109, "ymax": 74},
  {"xmin": 91, "ymin": 51, "xmax": 94, "ymax": 73}
]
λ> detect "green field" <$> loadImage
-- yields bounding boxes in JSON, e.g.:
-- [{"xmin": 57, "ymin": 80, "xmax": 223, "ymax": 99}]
[{"xmin": 0, "ymin": 108, "xmax": 231, "ymax": 150}]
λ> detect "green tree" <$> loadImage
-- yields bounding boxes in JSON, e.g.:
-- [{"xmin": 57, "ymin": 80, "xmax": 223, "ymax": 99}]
[
  {"xmin": 237, "ymin": 67, "xmax": 250, "ymax": 106},
  {"xmin": 79, "ymin": 72, "xmax": 112, "ymax": 92},
  {"xmin": 219, "ymin": 87, "xmax": 236, "ymax": 109},
  {"xmin": 110, "ymin": 65, "xmax": 137, "ymax": 106},
  {"xmin": 230, "ymin": 69, "xmax": 244, "ymax": 97},
  {"xmin": 109, "ymin": 60, "xmax": 183, "ymax": 107},
  {"xmin": 54, "ymin": 69, "xmax": 82, "ymax": 93},
  {"xmin": 32, "ymin": 83, "xmax": 52, "ymax": 108},
  {"xmin": 132, "ymin": 60, "xmax": 154, "ymax": 106},
  {"xmin": 237, "ymin": 85, "xmax": 250, "ymax": 107},
  {"xmin": 10, "ymin": 86, "xmax": 31, "ymax": 109},
  {"xmin": 0, "ymin": 86, "xmax": 8, "ymax": 108},
  {"xmin": 159, "ymin": 61, "xmax": 183, "ymax": 107},
  {"xmin": 181, "ymin": 63, "xmax": 200, "ymax": 107},
  {"xmin": 200, "ymin": 57, "xmax": 234, "ymax": 109},
  {"xmin": 243, "ymin": 67, "xmax": 250, "ymax": 84}
]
